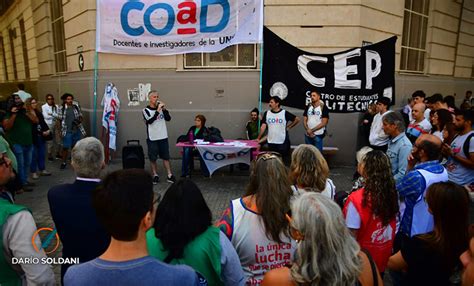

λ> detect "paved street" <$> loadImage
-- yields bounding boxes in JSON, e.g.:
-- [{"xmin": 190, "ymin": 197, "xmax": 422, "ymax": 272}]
[
  {"xmin": 17, "ymin": 158, "xmax": 355, "ymax": 224},
  {"xmin": 14, "ymin": 158, "xmax": 355, "ymax": 284}
]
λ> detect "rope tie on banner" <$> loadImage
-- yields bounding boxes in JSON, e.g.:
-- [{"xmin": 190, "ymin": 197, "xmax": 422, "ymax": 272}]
[
  {"xmin": 92, "ymin": 51, "xmax": 99, "ymax": 137},
  {"xmin": 258, "ymin": 40, "xmax": 264, "ymax": 131}
]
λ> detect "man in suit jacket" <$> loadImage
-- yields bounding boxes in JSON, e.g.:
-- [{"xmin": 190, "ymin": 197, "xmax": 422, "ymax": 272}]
[{"xmin": 48, "ymin": 137, "xmax": 110, "ymax": 283}]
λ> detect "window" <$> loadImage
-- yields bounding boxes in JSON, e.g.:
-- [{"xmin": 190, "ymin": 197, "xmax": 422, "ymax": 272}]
[
  {"xmin": 50, "ymin": 0, "xmax": 67, "ymax": 73},
  {"xmin": 0, "ymin": 0, "xmax": 14, "ymax": 17},
  {"xmin": 0, "ymin": 36, "xmax": 7, "ymax": 81},
  {"xmin": 19, "ymin": 18, "xmax": 29, "ymax": 79},
  {"xmin": 8, "ymin": 28, "xmax": 17, "ymax": 80},
  {"xmin": 400, "ymin": 0, "xmax": 430, "ymax": 72},
  {"xmin": 184, "ymin": 44, "xmax": 256, "ymax": 69}
]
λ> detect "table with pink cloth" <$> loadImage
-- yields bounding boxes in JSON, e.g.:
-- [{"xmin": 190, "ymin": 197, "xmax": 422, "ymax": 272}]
[{"xmin": 176, "ymin": 139, "xmax": 259, "ymax": 176}]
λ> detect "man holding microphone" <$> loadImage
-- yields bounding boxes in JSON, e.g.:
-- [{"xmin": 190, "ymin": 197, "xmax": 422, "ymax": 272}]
[{"xmin": 143, "ymin": 90, "xmax": 176, "ymax": 184}]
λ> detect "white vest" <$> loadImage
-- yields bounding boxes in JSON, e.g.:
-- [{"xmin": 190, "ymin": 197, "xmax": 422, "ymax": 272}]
[
  {"xmin": 266, "ymin": 110, "xmax": 287, "ymax": 144},
  {"xmin": 291, "ymin": 179, "xmax": 336, "ymax": 199},
  {"xmin": 231, "ymin": 198, "xmax": 296, "ymax": 285},
  {"xmin": 410, "ymin": 168, "xmax": 448, "ymax": 237},
  {"xmin": 143, "ymin": 108, "xmax": 168, "ymax": 141},
  {"xmin": 306, "ymin": 104, "xmax": 325, "ymax": 136}
]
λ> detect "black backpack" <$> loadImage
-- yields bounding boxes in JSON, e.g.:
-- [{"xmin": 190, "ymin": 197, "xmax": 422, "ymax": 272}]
[
  {"xmin": 176, "ymin": 134, "xmax": 189, "ymax": 143},
  {"xmin": 203, "ymin": 126, "xmax": 224, "ymax": 142},
  {"xmin": 462, "ymin": 132, "xmax": 474, "ymax": 158}
]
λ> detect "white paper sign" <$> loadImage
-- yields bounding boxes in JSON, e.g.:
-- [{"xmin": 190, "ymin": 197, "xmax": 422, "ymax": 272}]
[{"xmin": 96, "ymin": 0, "xmax": 263, "ymax": 55}]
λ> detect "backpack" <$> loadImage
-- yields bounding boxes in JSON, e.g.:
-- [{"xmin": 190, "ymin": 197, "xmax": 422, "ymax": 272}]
[
  {"xmin": 462, "ymin": 132, "xmax": 474, "ymax": 158},
  {"xmin": 176, "ymin": 134, "xmax": 189, "ymax": 143},
  {"xmin": 203, "ymin": 126, "xmax": 224, "ymax": 142}
]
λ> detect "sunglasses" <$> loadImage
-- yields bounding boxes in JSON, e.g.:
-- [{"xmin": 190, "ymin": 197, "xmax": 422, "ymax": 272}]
[{"xmin": 256, "ymin": 151, "xmax": 282, "ymax": 162}]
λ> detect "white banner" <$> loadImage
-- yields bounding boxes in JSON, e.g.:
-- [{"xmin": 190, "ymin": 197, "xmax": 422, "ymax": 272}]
[
  {"xmin": 96, "ymin": 0, "xmax": 263, "ymax": 56},
  {"xmin": 196, "ymin": 146, "xmax": 251, "ymax": 176}
]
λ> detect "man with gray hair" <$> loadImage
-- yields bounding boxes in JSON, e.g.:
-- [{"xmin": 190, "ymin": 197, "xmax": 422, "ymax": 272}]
[
  {"xmin": 395, "ymin": 134, "xmax": 447, "ymax": 242},
  {"xmin": 143, "ymin": 90, "xmax": 176, "ymax": 184},
  {"xmin": 383, "ymin": 112, "xmax": 413, "ymax": 183},
  {"xmin": 48, "ymin": 137, "xmax": 110, "ymax": 283}
]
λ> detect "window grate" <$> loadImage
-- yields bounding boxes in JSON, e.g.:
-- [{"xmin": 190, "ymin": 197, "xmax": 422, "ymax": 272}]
[
  {"xmin": 50, "ymin": 0, "xmax": 67, "ymax": 73},
  {"xmin": 8, "ymin": 28, "xmax": 17, "ymax": 80},
  {"xmin": 184, "ymin": 44, "xmax": 257, "ymax": 69},
  {"xmin": 400, "ymin": 0, "xmax": 430, "ymax": 72},
  {"xmin": 19, "ymin": 18, "xmax": 29, "ymax": 79}
]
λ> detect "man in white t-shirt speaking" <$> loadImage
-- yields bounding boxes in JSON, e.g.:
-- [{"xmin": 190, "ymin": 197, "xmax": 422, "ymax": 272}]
[
  {"xmin": 442, "ymin": 109, "xmax": 474, "ymax": 187},
  {"xmin": 303, "ymin": 90, "xmax": 329, "ymax": 152},
  {"xmin": 142, "ymin": 90, "xmax": 176, "ymax": 185},
  {"xmin": 257, "ymin": 96, "xmax": 300, "ymax": 160}
]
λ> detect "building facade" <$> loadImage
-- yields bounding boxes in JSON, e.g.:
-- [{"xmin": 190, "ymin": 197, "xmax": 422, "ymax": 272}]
[{"xmin": 0, "ymin": 0, "xmax": 473, "ymax": 165}]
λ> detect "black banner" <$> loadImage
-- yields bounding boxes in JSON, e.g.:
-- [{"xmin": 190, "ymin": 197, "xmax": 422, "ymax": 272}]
[{"xmin": 262, "ymin": 27, "xmax": 396, "ymax": 113}]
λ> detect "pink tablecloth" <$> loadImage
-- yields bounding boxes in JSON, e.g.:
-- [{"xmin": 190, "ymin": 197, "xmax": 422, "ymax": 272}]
[{"xmin": 176, "ymin": 139, "xmax": 259, "ymax": 149}]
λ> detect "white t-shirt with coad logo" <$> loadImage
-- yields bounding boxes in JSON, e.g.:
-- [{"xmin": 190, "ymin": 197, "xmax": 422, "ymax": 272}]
[{"xmin": 143, "ymin": 106, "xmax": 168, "ymax": 141}]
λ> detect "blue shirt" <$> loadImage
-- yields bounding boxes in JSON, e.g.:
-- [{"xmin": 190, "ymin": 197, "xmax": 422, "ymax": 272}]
[
  {"xmin": 387, "ymin": 132, "xmax": 412, "ymax": 184},
  {"xmin": 64, "ymin": 256, "xmax": 203, "ymax": 286},
  {"xmin": 396, "ymin": 160, "xmax": 445, "ymax": 236}
]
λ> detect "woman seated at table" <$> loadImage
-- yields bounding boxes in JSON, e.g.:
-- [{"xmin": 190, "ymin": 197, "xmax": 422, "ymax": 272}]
[{"xmin": 181, "ymin": 114, "xmax": 210, "ymax": 178}]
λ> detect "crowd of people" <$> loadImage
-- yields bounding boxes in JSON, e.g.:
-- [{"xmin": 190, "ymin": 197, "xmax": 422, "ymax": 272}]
[
  {"xmin": 0, "ymin": 84, "xmax": 86, "ymax": 195},
  {"xmin": 0, "ymin": 86, "xmax": 473, "ymax": 286}
]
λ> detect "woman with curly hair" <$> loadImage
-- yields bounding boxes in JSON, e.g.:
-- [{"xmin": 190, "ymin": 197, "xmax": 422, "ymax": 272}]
[
  {"xmin": 431, "ymin": 109, "xmax": 453, "ymax": 141},
  {"xmin": 289, "ymin": 144, "xmax": 336, "ymax": 199},
  {"xmin": 343, "ymin": 150, "xmax": 399, "ymax": 274},
  {"xmin": 216, "ymin": 152, "xmax": 296, "ymax": 284},
  {"xmin": 262, "ymin": 193, "xmax": 382, "ymax": 286}
]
